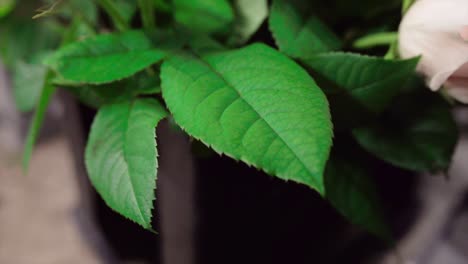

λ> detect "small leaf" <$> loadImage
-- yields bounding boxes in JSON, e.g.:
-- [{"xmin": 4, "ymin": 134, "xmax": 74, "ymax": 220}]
[
  {"xmin": 114, "ymin": 0, "xmax": 138, "ymax": 22},
  {"xmin": 85, "ymin": 99, "xmax": 167, "ymax": 229},
  {"xmin": 302, "ymin": 53, "xmax": 419, "ymax": 127},
  {"xmin": 269, "ymin": 0, "xmax": 341, "ymax": 59},
  {"xmin": 0, "ymin": 0, "xmax": 15, "ymax": 18},
  {"xmin": 12, "ymin": 61, "xmax": 47, "ymax": 112},
  {"xmin": 0, "ymin": 19, "xmax": 60, "ymax": 68},
  {"xmin": 353, "ymin": 90, "xmax": 458, "ymax": 172},
  {"xmin": 60, "ymin": 16, "xmax": 96, "ymax": 46},
  {"xmin": 23, "ymin": 72, "xmax": 55, "ymax": 172},
  {"xmin": 325, "ymin": 153, "xmax": 391, "ymax": 240},
  {"xmin": 173, "ymin": 0, "xmax": 234, "ymax": 34},
  {"xmin": 44, "ymin": 30, "xmax": 177, "ymax": 85},
  {"xmin": 228, "ymin": 0, "xmax": 268, "ymax": 45},
  {"xmin": 161, "ymin": 43, "xmax": 333, "ymax": 194},
  {"xmin": 63, "ymin": 73, "xmax": 161, "ymax": 108}
]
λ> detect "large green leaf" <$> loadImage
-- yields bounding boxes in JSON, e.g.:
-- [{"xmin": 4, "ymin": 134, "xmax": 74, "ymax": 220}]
[
  {"xmin": 44, "ymin": 30, "xmax": 175, "ymax": 85},
  {"xmin": 23, "ymin": 72, "xmax": 55, "ymax": 172},
  {"xmin": 12, "ymin": 61, "xmax": 47, "ymax": 112},
  {"xmin": 161, "ymin": 43, "xmax": 332, "ymax": 194},
  {"xmin": 228, "ymin": 0, "xmax": 268, "ymax": 45},
  {"xmin": 353, "ymin": 91, "xmax": 458, "ymax": 172},
  {"xmin": 302, "ymin": 53, "xmax": 419, "ymax": 127},
  {"xmin": 85, "ymin": 99, "xmax": 167, "ymax": 229},
  {"xmin": 269, "ymin": 0, "xmax": 341, "ymax": 59},
  {"xmin": 172, "ymin": 0, "xmax": 234, "ymax": 34},
  {"xmin": 325, "ymin": 153, "xmax": 390, "ymax": 240}
]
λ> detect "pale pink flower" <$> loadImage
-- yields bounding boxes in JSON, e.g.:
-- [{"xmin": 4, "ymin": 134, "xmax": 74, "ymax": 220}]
[{"xmin": 399, "ymin": 0, "xmax": 468, "ymax": 103}]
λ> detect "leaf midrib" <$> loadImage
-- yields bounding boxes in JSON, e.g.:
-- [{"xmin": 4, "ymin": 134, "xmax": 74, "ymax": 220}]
[{"xmin": 122, "ymin": 101, "xmax": 148, "ymax": 227}]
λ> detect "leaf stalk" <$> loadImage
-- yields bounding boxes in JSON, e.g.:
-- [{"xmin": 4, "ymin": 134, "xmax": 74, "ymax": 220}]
[{"xmin": 96, "ymin": 0, "xmax": 129, "ymax": 31}]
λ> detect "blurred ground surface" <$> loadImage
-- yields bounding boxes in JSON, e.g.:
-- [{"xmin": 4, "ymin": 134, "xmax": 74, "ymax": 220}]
[
  {"xmin": 0, "ymin": 64, "xmax": 103, "ymax": 264},
  {"xmin": 0, "ymin": 67, "xmax": 103, "ymax": 264},
  {"xmin": 0, "ymin": 136, "xmax": 102, "ymax": 264}
]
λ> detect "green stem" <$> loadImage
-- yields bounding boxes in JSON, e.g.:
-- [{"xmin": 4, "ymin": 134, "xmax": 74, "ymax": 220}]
[
  {"xmin": 353, "ymin": 32, "xmax": 398, "ymax": 50},
  {"xmin": 402, "ymin": 0, "xmax": 415, "ymax": 14},
  {"xmin": 138, "ymin": 0, "xmax": 155, "ymax": 29},
  {"xmin": 384, "ymin": 42, "xmax": 398, "ymax": 60},
  {"xmin": 97, "ymin": 0, "xmax": 128, "ymax": 31}
]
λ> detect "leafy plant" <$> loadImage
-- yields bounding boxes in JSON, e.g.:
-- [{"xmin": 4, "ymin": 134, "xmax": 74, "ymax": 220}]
[{"xmin": 0, "ymin": 0, "xmax": 458, "ymax": 241}]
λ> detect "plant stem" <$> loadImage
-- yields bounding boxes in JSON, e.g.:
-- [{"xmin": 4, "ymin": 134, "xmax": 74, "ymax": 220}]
[
  {"xmin": 353, "ymin": 32, "xmax": 398, "ymax": 50},
  {"xmin": 402, "ymin": 0, "xmax": 415, "ymax": 14},
  {"xmin": 138, "ymin": 0, "xmax": 155, "ymax": 29},
  {"xmin": 384, "ymin": 42, "xmax": 398, "ymax": 60},
  {"xmin": 96, "ymin": 0, "xmax": 128, "ymax": 31}
]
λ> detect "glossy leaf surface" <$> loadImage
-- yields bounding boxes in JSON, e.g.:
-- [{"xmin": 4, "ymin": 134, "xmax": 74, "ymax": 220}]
[
  {"xmin": 85, "ymin": 99, "xmax": 167, "ymax": 229},
  {"xmin": 161, "ymin": 43, "xmax": 333, "ymax": 194}
]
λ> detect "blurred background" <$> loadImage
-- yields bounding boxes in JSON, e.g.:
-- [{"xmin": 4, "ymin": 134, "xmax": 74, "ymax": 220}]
[
  {"xmin": 3, "ymin": 0, "xmax": 468, "ymax": 264},
  {"xmin": 3, "ymin": 57, "xmax": 468, "ymax": 264}
]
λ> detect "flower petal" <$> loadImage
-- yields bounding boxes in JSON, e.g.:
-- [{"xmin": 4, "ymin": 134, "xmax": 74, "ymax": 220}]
[{"xmin": 399, "ymin": 0, "xmax": 468, "ymax": 91}]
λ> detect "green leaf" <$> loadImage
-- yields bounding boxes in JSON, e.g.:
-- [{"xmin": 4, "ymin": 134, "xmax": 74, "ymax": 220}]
[
  {"xmin": 96, "ymin": 0, "xmax": 131, "ymax": 31},
  {"xmin": 228, "ymin": 0, "xmax": 268, "ymax": 45},
  {"xmin": 71, "ymin": 0, "xmax": 98, "ymax": 24},
  {"xmin": 85, "ymin": 99, "xmax": 167, "ymax": 229},
  {"xmin": 302, "ymin": 53, "xmax": 419, "ymax": 127},
  {"xmin": 0, "ymin": 19, "xmax": 60, "ymax": 68},
  {"xmin": 63, "ymin": 73, "xmax": 161, "ymax": 108},
  {"xmin": 161, "ymin": 43, "xmax": 332, "ymax": 194},
  {"xmin": 0, "ymin": 0, "xmax": 15, "ymax": 17},
  {"xmin": 269, "ymin": 0, "xmax": 341, "ymax": 59},
  {"xmin": 173, "ymin": 0, "xmax": 234, "ymax": 34},
  {"xmin": 23, "ymin": 72, "xmax": 55, "ymax": 172},
  {"xmin": 12, "ymin": 61, "xmax": 47, "ymax": 112},
  {"xmin": 353, "ymin": 91, "xmax": 458, "ymax": 172},
  {"xmin": 44, "ymin": 30, "xmax": 175, "ymax": 85},
  {"xmin": 184, "ymin": 35, "xmax": 227, "ymax": 55},
  {"xmin": 95, "ymin": 0, "xmax": 137, "ymax": 30},
  {"xmin": 138, "ymin": 0, "xmax": 155, "ymax": 29},
  {"xmin": 325, "ymin": 153, "xmax": 390, "ymax": 240},
  {"xmin": 154, "ymin": 0, "xmax": 171, "ymax": 12},
  {"xmin": 60, "ymin": 16, "xmax": 96, "ymax": 46},
  {"xmin": 114, "ymin": 0, "xmax": 138, "ymax": 22}
]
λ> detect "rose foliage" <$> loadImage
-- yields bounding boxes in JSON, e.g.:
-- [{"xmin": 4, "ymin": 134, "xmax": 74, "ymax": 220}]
[{"xmin": 0, "ymin": 0, "xmax": 460, "ymax": 240}]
